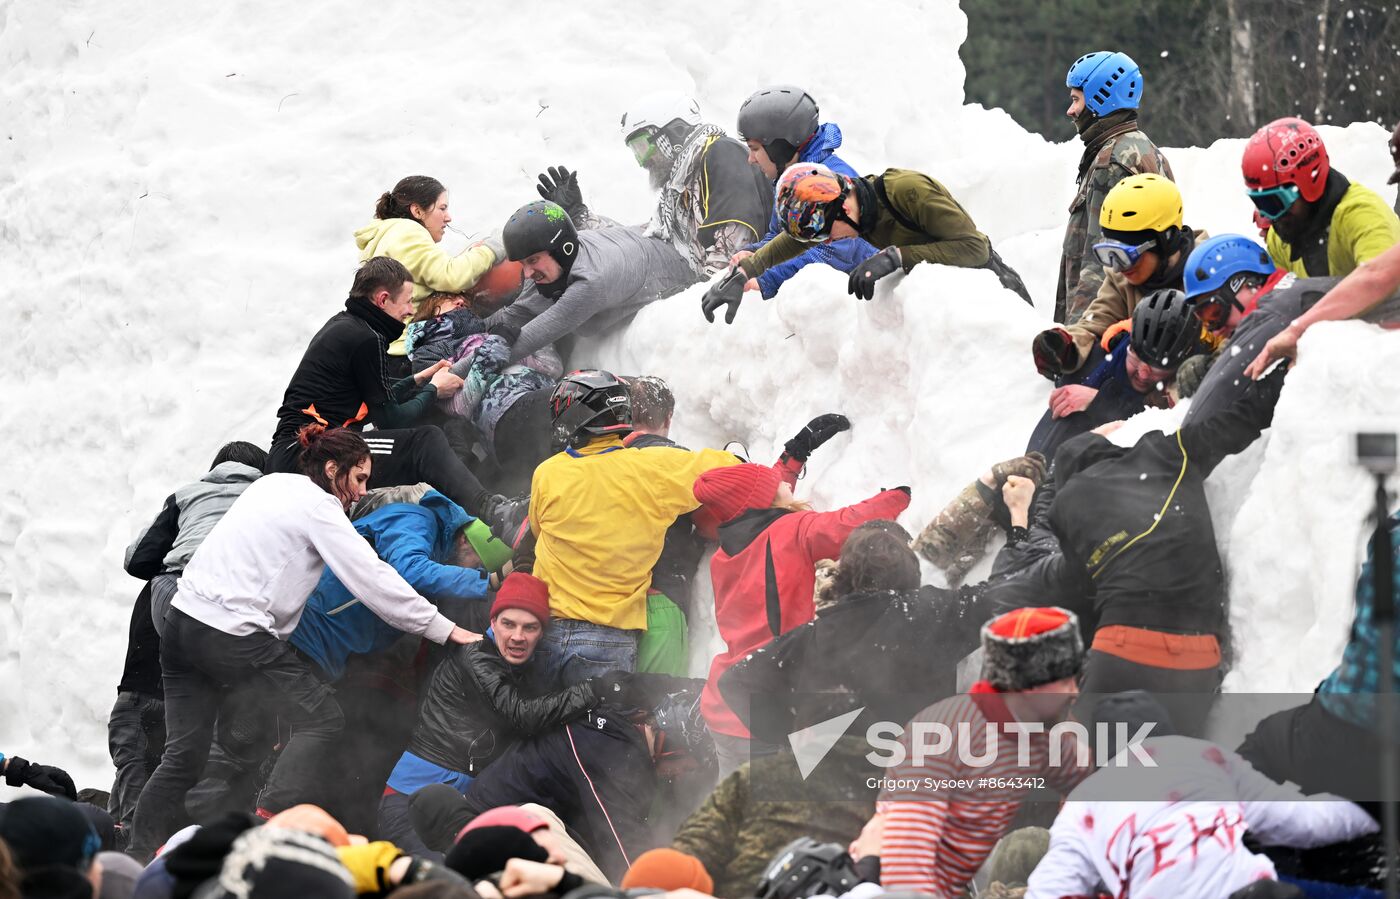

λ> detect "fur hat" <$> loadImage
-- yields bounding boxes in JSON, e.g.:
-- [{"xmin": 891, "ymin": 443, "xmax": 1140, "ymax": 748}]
[{"xmin": 980, "ymin": 607, "xmax": 1083, "ymax": 692}]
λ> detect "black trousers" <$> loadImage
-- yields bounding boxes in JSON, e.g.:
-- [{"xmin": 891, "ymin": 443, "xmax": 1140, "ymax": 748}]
[
  {"xmin": 267, "ymin": 425, "xmax": 492, "ymax": 517},
  {"xmin": 129, "ymin": 610, "xmax": 344, "ymax": 859},
  {"xmin": 1078, "ymin": 648, "xmax": 1222, "ymax": 739}
]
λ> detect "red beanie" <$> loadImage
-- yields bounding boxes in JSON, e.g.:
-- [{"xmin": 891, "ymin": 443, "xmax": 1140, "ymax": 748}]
[
  {"xmin": 490, "ymin": 572, "xmax": 551, "ymax": 625},
  {"xmin": 621, "ymin": 848, "xmax": 714, "ymax": 894},
  {"xmin": 693, "ymin": 463, "xmax": 783, "ymax": 524}
]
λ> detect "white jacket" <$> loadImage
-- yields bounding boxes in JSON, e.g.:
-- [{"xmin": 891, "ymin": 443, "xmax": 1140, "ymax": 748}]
[
  {"xmin": 173, "ymin": 473, "xmax": 454, "ymax": 644},
  {"xmin": 1027, "ymin": 736, "xmax": 1378, "ymax": 899}
]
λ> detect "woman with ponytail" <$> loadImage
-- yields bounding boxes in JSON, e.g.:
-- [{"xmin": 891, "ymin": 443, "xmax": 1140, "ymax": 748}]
[
  {"xmin": 129, "ymin": 423, "xmax": 478, "ymax": 860},
  {"xmin": 355, "ymin": 175, "xmax": 505, "ymax": 312}
]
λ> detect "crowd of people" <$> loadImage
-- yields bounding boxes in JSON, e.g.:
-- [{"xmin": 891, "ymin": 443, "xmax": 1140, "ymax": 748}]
[{"xmin": 7, "ymin": 50, "xmax": 1400, "ymax": 899}]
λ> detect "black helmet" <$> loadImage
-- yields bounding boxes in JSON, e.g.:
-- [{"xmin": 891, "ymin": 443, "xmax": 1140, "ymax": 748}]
[
  {"xmin": 549, "ymin": 369, "xmax": 632, "ymax": 450},
  {"xmin": 737, "ymin": 86, "xmax": 819, "ymax": 171},
  {"xmin": 651, "ymin": 686, "xmax": 715, "ymax": 772},
  {"xmin": 503, "ymin": 200, "xmax": 579, "ymax": 269},
  {"xmin": 1130, "ymin": 288, "xmax": 1201, "ymax": 369},
  {"xmin": 754, "ymin": 838, "xmax": 861, "ymax": 899}
]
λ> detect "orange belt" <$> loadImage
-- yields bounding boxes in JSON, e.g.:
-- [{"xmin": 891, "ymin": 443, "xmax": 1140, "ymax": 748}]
[{"xmin": 1092, "ymin": 624, "xmax": 1221, "ymax": 670}]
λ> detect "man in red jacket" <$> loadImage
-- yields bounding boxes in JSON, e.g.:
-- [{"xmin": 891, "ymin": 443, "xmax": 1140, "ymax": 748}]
[{"xmin": 692, "ymin": 463, "xmax": 911, "ymax": 777}]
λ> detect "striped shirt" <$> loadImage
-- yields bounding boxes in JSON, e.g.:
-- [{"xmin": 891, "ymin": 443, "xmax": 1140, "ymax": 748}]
[{"xmin": 877, "ymin": 690, "xmax": 1089, "ymax": 898}]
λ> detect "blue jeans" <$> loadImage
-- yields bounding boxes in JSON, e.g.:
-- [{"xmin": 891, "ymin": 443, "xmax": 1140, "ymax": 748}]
[{"xmin": 533, "ymin": 619, "xmax": 640, "ymax": 687}]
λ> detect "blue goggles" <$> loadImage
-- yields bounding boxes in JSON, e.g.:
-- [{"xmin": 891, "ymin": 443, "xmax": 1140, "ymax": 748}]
[
  {"xmin": 1092, "ymin": 237, "xmax": 1156, "ymax": 272},
  {"xmin": 1247, "ymin": 184, "xmax": 1302, "ymax": 221}
]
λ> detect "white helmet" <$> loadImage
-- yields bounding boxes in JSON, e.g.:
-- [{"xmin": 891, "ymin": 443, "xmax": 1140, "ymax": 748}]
[{"xmin": 619, "ymin": 91, "xmax": 701, "ymax": 139}]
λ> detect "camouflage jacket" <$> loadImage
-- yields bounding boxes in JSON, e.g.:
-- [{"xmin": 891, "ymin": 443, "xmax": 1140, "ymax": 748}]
[
  {"xmin": 671, "ymin": 738, "xmax": 875, "ymax": 899},
  {"xmin": 1057, "ymin": 115, "xmax": 1173, "ymax": 324}
]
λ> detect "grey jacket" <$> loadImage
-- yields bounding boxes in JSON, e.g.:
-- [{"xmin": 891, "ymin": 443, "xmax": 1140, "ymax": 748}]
[
  {"xmin": 124, "ymin": 461, "xmax": 263, "ymax": 578},
  {"xmin": 487, "ymin": 227, "xmax": 695, "ymax": 361}
]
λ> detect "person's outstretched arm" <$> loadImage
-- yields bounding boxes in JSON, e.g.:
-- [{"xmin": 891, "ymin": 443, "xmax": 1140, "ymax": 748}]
[{"xmin": 1246, "ymin": 241, "xmax": 1400, "ymax": 377}]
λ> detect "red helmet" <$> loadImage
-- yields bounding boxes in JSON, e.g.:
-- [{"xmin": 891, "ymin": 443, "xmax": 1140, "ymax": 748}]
[{"xmin": 1241, "ymin": 117, "xmax": 1330, "ymax": 202}]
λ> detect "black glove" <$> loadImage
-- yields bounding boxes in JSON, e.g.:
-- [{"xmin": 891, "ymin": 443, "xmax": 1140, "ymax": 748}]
[
  {"xmin": 589, "ymin": 669, "xmax": 633, "ymax": 703},
  {"xmin": 784, "ymin": 413, "xmax": 852, "ymax": 462},
  {"xmin": 884, "ymin": 486, "xmax": 912, "ymax": 497},
  {"xmin": 1032, "ymin": 327, "xmax": 1077, "ymax": 380},
  {"xmin": 486, "ymin": 320, "xmax": 521, "ymax": 347},
  {"xmin": 3, "ymin": 756, "xmax": 77, "ymax": 800},
  {"xmin": 400, "ymin": 857, "xmax": 473, "ymax": 889},
  {"xmin": 536, "ymin": 165, "xmax": 587, "ymax": 219},
  {"xmin": 701, "ymin": 269, "xmax": 747, "ymax": 324},
  {"xmin": 847, "ymin": 246, "xmax": 902, "ymax": 300}
]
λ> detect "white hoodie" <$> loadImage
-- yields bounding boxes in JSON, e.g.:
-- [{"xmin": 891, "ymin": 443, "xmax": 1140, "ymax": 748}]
[
  {"xmin": 1027, "ymin": 736, "xmax": 1378, "ymax": 899},
  {"xmin": 173, "ymin": 473, "xmax": 454, "ymax": 644}
]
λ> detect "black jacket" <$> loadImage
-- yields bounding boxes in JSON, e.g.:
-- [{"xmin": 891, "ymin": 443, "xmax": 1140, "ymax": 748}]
[
  {"xmin": 983, "ymin": 481, "xmax": 1095, "ymax": 639},
  {"xmin": 1048, "ymin": 368, "xmax": 1286, "ymax": 637},
  {"xmin": 407, "ymin": 640, "xmax": 597, "ymax": 776},
  {"xmin": 271, "ymin": 296, "xmax": 435, "ymax": 447},
  {"xmin": 718, "ymin": 586, "xmax": 994, "ymax": 746},
  {"xmin": 460, "ymin": 710, "xmax": 657, "ymax": 882},
  {"xmin": 1183, "ymin": 274, "xmax": 1337, "ymax": 426}
]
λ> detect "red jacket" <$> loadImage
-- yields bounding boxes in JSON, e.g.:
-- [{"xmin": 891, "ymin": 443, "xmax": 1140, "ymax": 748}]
[{"xmin": 700, "ymin": 488, "xmax": 911, "ymax": 737}]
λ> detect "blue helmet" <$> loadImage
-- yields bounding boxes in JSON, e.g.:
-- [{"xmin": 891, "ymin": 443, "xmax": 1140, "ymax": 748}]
[
  {"xmin": 1066, "ymin": 51, "xmax": 1142, "ymax": 116},
  {"xmin": 1184, "ymin": 234, "xmax": 1275, "ymax": 299}
]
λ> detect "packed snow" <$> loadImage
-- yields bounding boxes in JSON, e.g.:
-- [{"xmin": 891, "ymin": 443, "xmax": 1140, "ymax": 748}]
[{"xmin": 2, "ymin": 0, "xmax": 1399, "ymax": 793}]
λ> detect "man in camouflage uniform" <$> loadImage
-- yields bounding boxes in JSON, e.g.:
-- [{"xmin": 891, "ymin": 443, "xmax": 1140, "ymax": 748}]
[{"xmin": 1057, "ymin": 51, "xmax": 1173, "ymax": 324}]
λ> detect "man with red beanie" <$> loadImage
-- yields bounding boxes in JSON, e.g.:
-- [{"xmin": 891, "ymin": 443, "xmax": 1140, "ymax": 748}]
[
  {"xmin": 1241, "ymin": 116, "xmax": 1398, "ymax": 278},
  {"xmin": 877, "ymin": 606, "xmax": 1091, "ymax": 899},
  {"xmin": 693, "ymin": 463, "xmax": 910, "ymax": 777},
  {"xmin": 377, "ymin": 572, "xmax": 629, "ymax": 856}
]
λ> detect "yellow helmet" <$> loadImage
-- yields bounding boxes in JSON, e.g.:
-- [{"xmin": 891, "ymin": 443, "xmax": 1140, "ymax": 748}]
[{"xmin": 1100, "ymin": 173, "xmax": 1183, "ymax": 234}]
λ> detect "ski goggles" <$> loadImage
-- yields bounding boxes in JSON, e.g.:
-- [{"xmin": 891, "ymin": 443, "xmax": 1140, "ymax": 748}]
[
  {"xmin": 1092, "ymin": 237, "xmax": 1156, "ymax": 272},
  {"xmin": 626, "ymin": 129, "xmax": 659, "ymax": 166},
  {"xmin": 1188, "ymin": 279, "xmax": 1250, "ymax": 332},
  {"xmin": 1246, "ymin": 184, "xmax": 1302, "ymax": 221}
]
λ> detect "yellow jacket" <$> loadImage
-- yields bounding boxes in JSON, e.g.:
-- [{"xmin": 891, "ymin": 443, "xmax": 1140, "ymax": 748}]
[
  {"xmin": 1065, "ymin": 229, "xmax": 1210, "ymax": 372},
  {"xmin": 354, "ymin": 218, "xmax": 496, "ymax": 308},
  {"xmin": 529, "ymin": 436, "xmax": 740, "ymax": 630},
  {"xmin": 1266, "ymin": 181, "xmax": 1400, "ymax": 278}
]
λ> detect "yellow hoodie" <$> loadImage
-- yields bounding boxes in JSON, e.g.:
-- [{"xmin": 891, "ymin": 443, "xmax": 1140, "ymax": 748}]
[{"xmin": 354, "ymin": 218, "xmax": 496, "ymax": 308}]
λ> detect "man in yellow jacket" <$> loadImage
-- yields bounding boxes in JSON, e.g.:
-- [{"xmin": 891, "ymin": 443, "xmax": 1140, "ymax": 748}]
[
  {"xmin": 1033, "ymin": 174, "xmax": 1208, "ymax": 379},
  {"xmin": 523, "ymin": 370, "xmax": 739, "ymax": 686},
  {"xmin": 1242, "ymin": 117, "xmax": 1400, "ymax": 278}
]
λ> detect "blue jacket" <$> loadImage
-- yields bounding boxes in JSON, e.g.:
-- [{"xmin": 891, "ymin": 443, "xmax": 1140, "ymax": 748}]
[
  {"xmin": 1319, "ymin": 509, "xmax": 1400, "ymax": 739},
  {"xmin": 746, "ymin": 122, "xmax": 878, "ymax": 298},
  {"xmin": 290, "ymin": 490, "xmax": 490, "ymax": 680}
]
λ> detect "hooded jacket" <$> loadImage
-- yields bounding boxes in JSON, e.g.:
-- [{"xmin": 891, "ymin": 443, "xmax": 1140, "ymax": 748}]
[
  {"xmin": 745, "ymin": 123, "xmax": 879, "ymax": 298},
  {"xmin": 289, "ymin": 490, "xmax": 490, "ymax": 680},
  {"xmin": 1265, "ymin": 171, "xmax": 1400, "ymax": 279},
  {"xmin": 354, "ymin": 218, "xmax": 496, "ymax": 308},
  {"xmin": 700, "ymin": 488, "xmax": 911, "ymax": 738},
  {"xmin": 405, "ymin": 638, "xmax": 597, "ymax": 777},
  {"xmin": 1047, "ymin": 368, "xmax": 1285, "ymax": 637},
  {"xmin": 125, "ymin": 462, "xmax": 264, "ymax": 579}
]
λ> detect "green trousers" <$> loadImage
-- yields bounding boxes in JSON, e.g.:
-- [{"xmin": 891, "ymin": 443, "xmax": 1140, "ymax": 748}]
[{"xmin": 637, "ymin": 592, "xmax": 688, "ymax": 676}]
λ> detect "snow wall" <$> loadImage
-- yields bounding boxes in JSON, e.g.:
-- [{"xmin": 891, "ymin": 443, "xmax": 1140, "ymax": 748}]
[{"xmin": 2, "ymin": 0, "xmax": 1399, "ymax": 792}]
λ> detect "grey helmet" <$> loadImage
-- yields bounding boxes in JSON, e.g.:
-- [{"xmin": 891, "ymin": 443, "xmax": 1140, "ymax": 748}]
[{"xmin": 737, "ymin": 85, "xmax": 819, "ymax": 171}]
